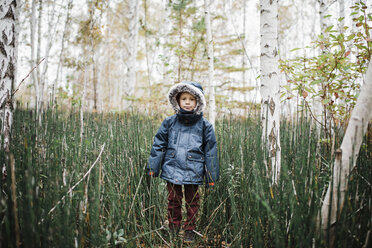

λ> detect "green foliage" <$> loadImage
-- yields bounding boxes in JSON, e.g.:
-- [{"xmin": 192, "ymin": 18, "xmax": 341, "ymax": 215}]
[
  {"xmin": 279, "ymin": 2, "xmax": 371, "ymax": 127},
  {"xmin": 2, "ymin": 108, "xmax": 371, "ymax": 247}
]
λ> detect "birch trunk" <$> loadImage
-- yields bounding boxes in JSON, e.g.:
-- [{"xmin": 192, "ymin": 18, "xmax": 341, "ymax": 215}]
[
  {"xmin": 318, "ymin": 0, "xmax": 338, "ymax": 33},
  {"xmin": 30, "ymin": 0, "xmax": 38, "ymax": 109},
  {"xmin": 205, "ymin": 0, "xmax": 216, "ymax": 128},
  {"xmin": 0, "ymin": 0, "xmax": 18, "ymax": 152},
  {"xmin": 40, "ymin": 1, "xmax": 59, "ymax": 111},
  {"xmin": 36, "ymin": 0, "xmax": 42, "ymax": 115},
  {"xmin": 339, "ymin": 0, "xmax": 345, "ymax": 30},
  {"xmin": 88, "ymin": 2, "xmax": 98, "ymax": 111},
  {"xmin": 144, "ymin": 0, "xmax": 152, "ymax": 98},
  {"xmin": 260, "ymin": 0, "xmax": 281, "ymax": 184},
  {"xmin": 80, "ymin": 62, "xmax": 87, "ymax": 145},
  {"xmin": 320, "ymin": 61, "xmax": 372, "ymax": 247},
  {"xmin": 127, "ymin": 0, "xmax": 140, "ymax": 97},
  {"xmin": 54, "ymin": 1, "xmax": 72, "ymax": 103},
  {"xmin": 242, "ymin": 0, "xmax": 248, "ymax": 103},
  {"xmin": 318, "ymin": 0, "xmax": 329, "ymax": 34}
]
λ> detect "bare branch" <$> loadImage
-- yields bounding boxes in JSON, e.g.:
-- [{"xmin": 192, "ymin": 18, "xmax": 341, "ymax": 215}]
[{"xmin": 12, "ymin": 58, "xmax": 45, "ymax": 97}]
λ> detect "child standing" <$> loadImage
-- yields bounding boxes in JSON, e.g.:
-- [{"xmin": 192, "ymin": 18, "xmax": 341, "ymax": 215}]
[{"xmin": 147, "ymin": 81, "xmax": 219, "ymax": 242}]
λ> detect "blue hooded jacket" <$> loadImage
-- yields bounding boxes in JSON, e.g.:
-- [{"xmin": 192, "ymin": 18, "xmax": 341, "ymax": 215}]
[{"xmin": 147, "ymin": 81, "xmax": 219, "ymax": 185}]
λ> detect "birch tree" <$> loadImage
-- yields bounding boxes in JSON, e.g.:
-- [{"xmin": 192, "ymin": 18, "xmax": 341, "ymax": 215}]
[
  {"xmin": 338, "ymin": 0, "xmax": 345, "ymax": 30},
  {"xmin": 260, "ymin": 0, "xmax": 281, "ymax": 184},
  {"xmin": 318, "ymin": 0, "xmax": 338, "ymax": 34},
  {"xmin": 54, "ymin": 1, "xmax": 73, "ymax": 102},
  {"xmin": 126, "ymin": 0, "xmax": 140, "ymax": 97},
  {"xmin": 320, "ymin": 61, "xmax": 372, "ymax": 247},
  {"xmin": 30, "ymin": 0, "xmax": 38, "ymax": 110},
  {"xmin": 0, "ymin": 0, "xmax": 18, "ymax": 152},
  {"xmin": 205, "ymin": 0, "xmax": 215, "ymax": 127}
]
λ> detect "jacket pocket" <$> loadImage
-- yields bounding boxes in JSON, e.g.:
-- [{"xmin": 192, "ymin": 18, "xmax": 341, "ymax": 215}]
[
  {"xmin": 165, "ymin": 149, "xmax": 176, "ymax": 158},
  {"xmin": 187, "ymin": 152, "xmax": 205, "ymax": 162}
]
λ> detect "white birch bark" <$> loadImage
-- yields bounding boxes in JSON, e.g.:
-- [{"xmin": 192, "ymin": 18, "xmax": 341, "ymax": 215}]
[
  {"xmin": 339, "ymin": 0, "xmax": 345, "ymax": 30},
  {"xmin": 144, "ymin": 0, "xmax": 152, "ymax": 98},
  {"xmin": 318, "ymin": 0, "xmax": 329, "ymax": 34},
  {"xmin": 80, "ymin": 61, "xmax": 87, "ymax": 145},
  {"xmin": 126, "ymin": 0, "xmax": 140, "ymax": 97},
  {"xmin": 36, "ymin": 0, "xmax": 42, "ymax": 114},
  {"xmin": 40, "ymin": 1, "xmax": 59, "ymax": 112},
  {"xmin": 0, "ymin": 0, "xmax": 18, "ymax": 152},
  {"xmin": 242, "ymin": 0, "xmax": 248, "ymax": 103},
  {"xmin": 54, "ymin": 0, "xmax": 72, "ymax": 103},
  {"xmin": 260, "ymin": 0, "xmax": 281, "ymax": 184},
  {"xmin": 320, "ymin": 61, "xmax": 372, "ymax": 244},
  {"xmin": 30, "ymin": 0, "xmax": 38, "ymax": 109},
  {"xmin": 205, "ymin": 0, "xmax": 216, "ymax": 127}
]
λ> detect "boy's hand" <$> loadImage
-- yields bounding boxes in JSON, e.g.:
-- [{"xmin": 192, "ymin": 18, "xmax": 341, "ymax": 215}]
[{"xmin": 148, "ymin": 171, "xmax": 155, "ymax": 176}]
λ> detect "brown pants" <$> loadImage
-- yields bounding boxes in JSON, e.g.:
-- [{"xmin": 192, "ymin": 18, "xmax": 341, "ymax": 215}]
[{"xmin": 166, "ymin": 182, "xmax": 199, "ymax": 231}]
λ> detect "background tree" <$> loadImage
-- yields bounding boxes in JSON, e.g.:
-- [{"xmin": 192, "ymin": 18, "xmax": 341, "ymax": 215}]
[
  {"xmin": 204, "ymin": 0, "xmax": 215, "ymax": 127},
  {"xmin": 126, "ymin": 0, "xmax": 140, "ymax": 98}
]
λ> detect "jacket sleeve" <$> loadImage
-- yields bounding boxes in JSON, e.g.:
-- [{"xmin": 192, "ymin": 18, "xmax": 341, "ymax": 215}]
[
  {"xmin": 147, "ymin": 118, "xmax": 169, "ymax": 176},
  {"xmin": 203, "ymin": 121, "xmax": 219, "ymax": 184}
]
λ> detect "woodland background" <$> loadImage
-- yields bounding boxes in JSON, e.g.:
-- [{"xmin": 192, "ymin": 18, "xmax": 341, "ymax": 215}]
[{"xmin": 1, "ymin": 0, "xmax": 372, "ymax": 247}]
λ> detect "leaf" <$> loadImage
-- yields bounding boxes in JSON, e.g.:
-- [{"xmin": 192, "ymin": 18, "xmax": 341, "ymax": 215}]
[
  {"xmin": 305, "ymin": 86, "xmax": 314, "ymax": 93},
  {"xmin": 346, "ymin": 34, "xmax": 355, "ymax": 41},
  {"xmin": 322, "ymin": 98, "xmax": 331, "ymax": 105},
  {"xmin": 290, "ymin": 48, "xmax": 301, "ymax": 52},
  {"xmin": 344, "ymin": 50, "xmax": 351, "ymax": 57},
  {"xmin": 310, "ymin": 80, "xmax": 322, "ymax": 85},
  {"xmin": 283, "ymin": 85, "xmax": 292, "ymax": 91},
  {"xmin": 325, "ymin": 25, "xmax": 334, "ymax": 32}
]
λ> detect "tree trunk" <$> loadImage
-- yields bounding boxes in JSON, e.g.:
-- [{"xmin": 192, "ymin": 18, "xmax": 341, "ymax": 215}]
[
  {"xmin": 242, "ymin": 0, "xmax": 248, "ymax": 104},
  {"xmin": 0, "ymin": 0, "xmax": 18, "ymax": 152},
  {"xmin": 205, "ymin": 0, "xmax": 216, "ymax": 128},
  {"xmin": 144, "ymin": 0, "xmax": 152, "ymax": 98},
  {"xmin": 177, "ymin": 2, "xmax": 183, "ymax": 83},
  {"xmin": 87, "ymin": 1, "xmax": 98, "ymax": 111},
  {"xmin": 30, "ymin": 0, "xmax": 38, "ymax": 110},
  {"xmin": 318, "ymin": 0, "xmax": 337, "ymax": 33},
  {"xmin": 260, "ymin": 0, "xmax": 281, "ymax": 184},
  {"xmin": 339, "ymin": 0, "xmax": 345, "ymax": 30},
  {"xmin": 36, "ymin": 0, "xmax": 42, "ymax": 115},
  {"xmin": 40, "ymin": 0, "xmax": 59, "ymax": 111},
  {"xmin": 54, "ymin": 0, "xmax": 73, "ymax": 104},
  {"xmin": 127, "ymin": 0, "xmax": 140, "ymax": 97},
  {"xmin": 320, "ymin": 61, "xmax": 372, "ymax": 247}
]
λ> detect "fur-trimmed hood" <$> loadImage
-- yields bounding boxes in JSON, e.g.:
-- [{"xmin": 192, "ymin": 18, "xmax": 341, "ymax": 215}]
[{"xmin": 168, "ymin": 81, "xmax": 206, "ymax": 114}]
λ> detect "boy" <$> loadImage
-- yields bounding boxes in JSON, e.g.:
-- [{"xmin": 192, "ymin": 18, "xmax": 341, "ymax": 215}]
[{"xmin": 147, "ymin": 80, "xmax": 219, "ymax": 242}]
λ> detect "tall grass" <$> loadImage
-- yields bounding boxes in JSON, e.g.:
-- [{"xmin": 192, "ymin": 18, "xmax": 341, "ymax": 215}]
[{"xmin": 1, "ymin": 108, "xmax": 371, "ymax": 247}]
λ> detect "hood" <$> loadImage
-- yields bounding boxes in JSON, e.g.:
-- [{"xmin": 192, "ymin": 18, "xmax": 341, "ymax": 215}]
[{"xmin": 168, "ymin": 81, "xmax": 206, "ymax": 114}]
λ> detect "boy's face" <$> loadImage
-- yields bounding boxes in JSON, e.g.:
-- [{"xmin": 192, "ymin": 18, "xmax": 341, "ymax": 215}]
[{"xmin": 178, "ymin": 92, "xmax": 197, "ymax": 111}]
